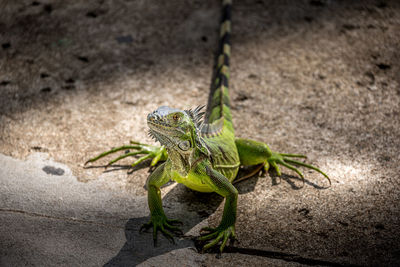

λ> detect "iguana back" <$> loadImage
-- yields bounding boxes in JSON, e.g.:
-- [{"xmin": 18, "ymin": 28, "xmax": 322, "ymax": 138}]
[{"xmin": 200, "ymin": 0, "xmax": 239, "ymax": 181}]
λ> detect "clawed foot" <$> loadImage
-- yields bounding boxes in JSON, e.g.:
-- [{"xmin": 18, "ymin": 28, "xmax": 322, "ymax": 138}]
[
  {"xmin": 140, "ymin": 215, "xmax": 183, "ymax": 246},
  {"xmin": 84, "ymin": 141, "xmax": 167, "ymax": 168},
  {"xmin": 266, "ymin": 151, "xmax": 331, "ymax": 186},
  {"xmin": 198, "ymin": 225, "xmax": 236, "ymax": 253}
]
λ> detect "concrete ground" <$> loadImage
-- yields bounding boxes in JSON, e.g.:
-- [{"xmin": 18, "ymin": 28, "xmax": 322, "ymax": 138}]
[{"xmin": 1, "ymin": 0, "xmax": 400, "ymax": 266}]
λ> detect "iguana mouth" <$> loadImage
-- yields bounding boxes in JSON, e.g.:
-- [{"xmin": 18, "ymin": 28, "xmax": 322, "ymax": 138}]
[
  {"xmin": 147, "ymin": 119, "xmax": 183, "ymax": 135},
  {"xmin": 147, "ymin": 111, "xmax": 186, "ymax": 134},
  {"xmin": 147, "ymin": 111, "xmax": 171, "ymax": 128}
]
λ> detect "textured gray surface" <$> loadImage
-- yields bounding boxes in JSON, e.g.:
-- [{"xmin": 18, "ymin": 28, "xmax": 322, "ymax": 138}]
[
  {"xmin": 1, "ymin": 0, "xmax": 400, "ymax": 266},
  {"xmin": 0, "ymin": 153, "xmax": 202, "ymax": 266}
]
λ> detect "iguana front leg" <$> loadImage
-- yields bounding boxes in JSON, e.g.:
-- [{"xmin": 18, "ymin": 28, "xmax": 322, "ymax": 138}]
[
  {"xmin": 85, "ymin": 141, "xmax": 167, "ymax": 168},
  {"xmin": 235, "ymin": 138, "xmax": 330, "ymax": 185},
  {"xmin": 140, "ymin": 161, "xmax": 183, "ymax": 245},
  {"xmin": 196, "ymin": 162, "xmax": 238, "ymax": 253}
]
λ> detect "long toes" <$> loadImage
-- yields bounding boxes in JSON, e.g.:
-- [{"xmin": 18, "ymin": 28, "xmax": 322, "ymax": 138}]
[
  {"xmin": 284, "ymin": 159, "xmax": 331, "ymax": 185},
  {"xmin": 165, "ymin": 223, "xmax": 183, "ymax": 235},
  {"xmin": 151, "ymin": 154, "xmax": 162, "ymax": 166},
  {"xmin": 220, "ymin": 232, "xmax": 230, "ymax": 253},
  {"xmin": 198, "ymin": 231, "xmax": 219, "ymax": 241},
  {"xmin": 230, "ymin": 227, "xmax": 236, "ymax": 239},
  {"xmin": 161, "ymin": 227, "xmax": 176, "ymax": 244},
  {"xmin": 130, "ymin": 140, "xmax": 144, "ymax": 145},
  {"xmin": 280, "ymin": 153, "xmax": 307, "ymax": 158},
  {"xmin": 131, "ymin": 154, "xmax": 151, "ymax": 167},
  {"xmin": 202, "ymin": 232, "xmax": 224, "ymax": 252},
  {"xmin": 280, "ymin": 161, "xmax": 304, "ymax": 177},
  {"xmin": 108, "ymin": 151, "xmax": 144, "ymax": 167}
]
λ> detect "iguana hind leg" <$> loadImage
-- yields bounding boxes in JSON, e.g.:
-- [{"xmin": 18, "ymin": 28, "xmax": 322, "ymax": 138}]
[
  {"xmin": 85, "ymin": 140, "xmax": 167, "ymax": 168},
  {"xmin": 235, "ymin": 138, "xmax": 330, "ymax": 186}
]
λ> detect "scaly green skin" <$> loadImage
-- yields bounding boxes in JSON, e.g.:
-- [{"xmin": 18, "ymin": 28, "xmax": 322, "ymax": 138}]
[{"xmin": 85, "ymin": 0, "xmax": 330, "ymax": 253}]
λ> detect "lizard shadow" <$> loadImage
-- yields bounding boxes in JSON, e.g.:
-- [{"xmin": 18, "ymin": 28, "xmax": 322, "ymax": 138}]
[
  {"xmin": 103, "ymin": 164, "xmax": 257, "ymax": 266},
  {"xmin": 103, "ymin": 163, "xmax": 328, "ymax": 266},
  {"xmin": 104, "ymin": 182, "xmax": 222, "ymax": 266},
  {"xmin": 271, "ymin": 173, "xmax": 329, "ymax": 190}
]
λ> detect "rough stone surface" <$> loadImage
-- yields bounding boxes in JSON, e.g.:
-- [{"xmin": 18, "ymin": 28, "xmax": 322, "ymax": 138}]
[{"xmin": 1, "ymin": 0, "xmax": 400, "ymax": 266}]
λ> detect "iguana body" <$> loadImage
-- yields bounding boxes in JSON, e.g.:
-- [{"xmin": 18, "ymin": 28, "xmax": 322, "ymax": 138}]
[{"xmin": 86, "ymin": 0, "xmax": 329, "ymax": 253}]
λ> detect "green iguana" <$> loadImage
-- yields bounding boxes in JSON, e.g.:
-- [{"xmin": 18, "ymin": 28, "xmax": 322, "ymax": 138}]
[{"xmin": 85, "ymin": 0, "xmax": 330, "ymax": 253}]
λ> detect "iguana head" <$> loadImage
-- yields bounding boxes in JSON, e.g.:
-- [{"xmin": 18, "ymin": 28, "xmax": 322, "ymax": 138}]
[{"xmin": 147, "ymin": 106, "xmax": 209, "ymax": 156}]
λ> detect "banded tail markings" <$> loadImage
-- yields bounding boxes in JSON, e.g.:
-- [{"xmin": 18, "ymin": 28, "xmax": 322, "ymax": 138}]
[
  {"xmin": 220, "ymin": 21, "xmax": 231, "ymax": 37},
  {"xmin": 204, "ymin": 0, "xmax": 233, "ymax": 129}
]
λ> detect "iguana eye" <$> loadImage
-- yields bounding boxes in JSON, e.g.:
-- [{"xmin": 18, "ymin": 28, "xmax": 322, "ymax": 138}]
[{"xmin": 173, "ymin": 114, "xmax": 180, "ymax": 121}]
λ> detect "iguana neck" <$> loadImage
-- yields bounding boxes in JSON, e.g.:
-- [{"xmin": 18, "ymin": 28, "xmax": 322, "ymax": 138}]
[{"xmin": 166, "ymin": 147, "xmax": 205, "ymax": 176}]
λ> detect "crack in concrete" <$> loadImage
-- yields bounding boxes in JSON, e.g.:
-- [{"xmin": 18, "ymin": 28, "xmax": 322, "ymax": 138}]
[{"xmin": 0, "ymin": 208, "xmax": 124, "ymax": 229}]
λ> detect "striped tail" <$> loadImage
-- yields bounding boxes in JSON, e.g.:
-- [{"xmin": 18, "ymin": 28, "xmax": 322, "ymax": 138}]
[{"xmin": 202, "ymin": 0, "xmax": 234, "ymax": 136}]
